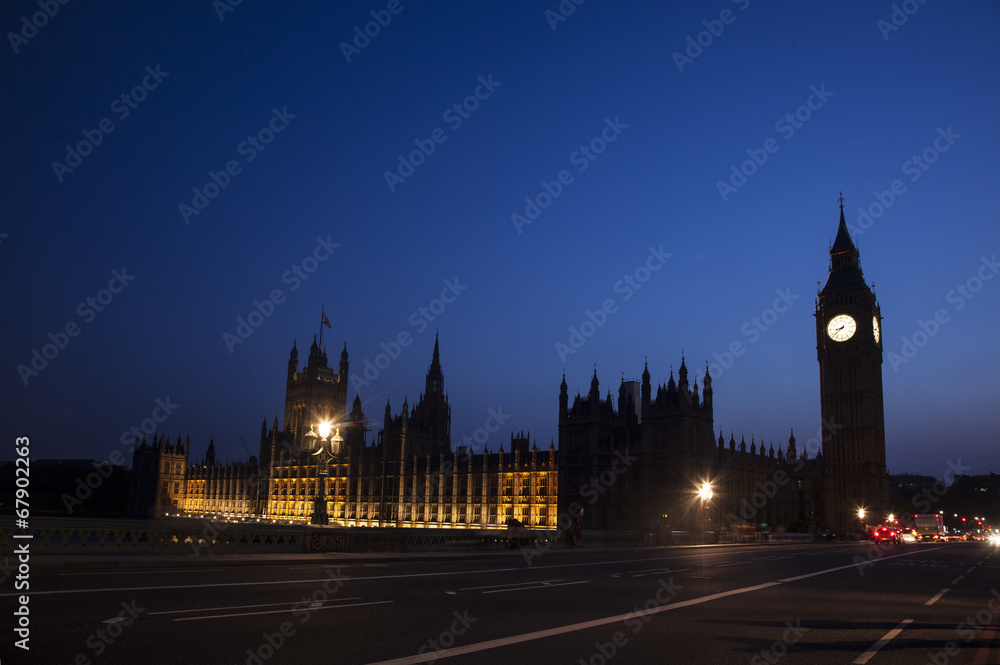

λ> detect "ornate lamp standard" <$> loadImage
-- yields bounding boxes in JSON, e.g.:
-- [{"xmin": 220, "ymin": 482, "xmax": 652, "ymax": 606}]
[
  {"xmin": 306, "ymin": 421, "xmax": 343, "ymax": 525},
  {"xmin": 698, "ymin": 481, "xmax": 714, "ymax": 543}
]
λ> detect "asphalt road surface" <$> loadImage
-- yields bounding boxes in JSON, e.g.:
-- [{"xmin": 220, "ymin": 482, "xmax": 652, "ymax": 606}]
[{"xmin": 5, "ymin": 541, "xmax": 998, "ymax": 665}]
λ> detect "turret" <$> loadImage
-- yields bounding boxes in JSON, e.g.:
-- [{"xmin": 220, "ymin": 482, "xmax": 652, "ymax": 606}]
[
  {"xmin": 425, "ymin": 333, "xmax": 444, "ymax": 396},
  {"xmin": 641, "ymin": 360, "xmax": 651, "ymax": 416},
  {"xmin": 703, "ymin": 364, "xmax": 713, "ymax": 409},
  {"xmin": 288, "ymin": 340, "xmax": 298, "ymax": 379},
  {"xmin": 559, "ymin": 372, "xmax": 568, "ymax": 425},
  {"xmin": 339, "ymin": 342, "xmax": 349, "ymax": 380}
]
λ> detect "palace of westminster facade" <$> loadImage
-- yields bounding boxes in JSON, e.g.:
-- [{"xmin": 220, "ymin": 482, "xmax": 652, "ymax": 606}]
[{"xmin": 129, "ymin": 206, "xmax": 889, "ymax": 533}]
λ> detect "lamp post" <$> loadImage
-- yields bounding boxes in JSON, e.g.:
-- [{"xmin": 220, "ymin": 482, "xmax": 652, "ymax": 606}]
[
  {"xmin": 307, "ymin": 421, "xmax": 343, "ymax": 526},
  {"xmin": 698, "ymin": 482, "xmax": 713, "ymax": 544}
]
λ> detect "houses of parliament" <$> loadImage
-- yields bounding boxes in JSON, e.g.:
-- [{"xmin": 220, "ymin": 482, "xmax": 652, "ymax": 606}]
[{"xmin": 129, "ymin": 205, "xmax": 889, "ymax": 533}]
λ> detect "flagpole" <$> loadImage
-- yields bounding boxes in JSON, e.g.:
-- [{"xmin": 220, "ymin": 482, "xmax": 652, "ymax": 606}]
[{"xmin": 319, "ymin": 304, "xmax": 325, "ymax": 348}]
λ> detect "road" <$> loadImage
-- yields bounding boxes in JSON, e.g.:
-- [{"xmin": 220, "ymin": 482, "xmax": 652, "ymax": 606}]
[{"xmin": 6, "ymin": 541, "xmax": 998, "ymax": 665}]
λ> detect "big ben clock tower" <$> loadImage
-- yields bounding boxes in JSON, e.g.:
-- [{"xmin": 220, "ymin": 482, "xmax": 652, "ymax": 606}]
[{"xmin": 816, "ymin": 196, "xmax": 889, "ymax": 531}]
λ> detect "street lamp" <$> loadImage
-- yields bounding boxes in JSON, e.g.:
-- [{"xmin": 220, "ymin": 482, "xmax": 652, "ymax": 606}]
[
  {"xmin": 307, "ymin": 421, "xmax": 343, "ymax": 525},
  {"xmin": 697, "ymin": 482, "xmax": 714, "ymax": 543}
]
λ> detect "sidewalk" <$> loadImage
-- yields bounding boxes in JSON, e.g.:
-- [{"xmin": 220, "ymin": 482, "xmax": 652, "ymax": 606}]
[{"xmin": 31, "ymin": 540, "xmax": 813, "ymax": 571}]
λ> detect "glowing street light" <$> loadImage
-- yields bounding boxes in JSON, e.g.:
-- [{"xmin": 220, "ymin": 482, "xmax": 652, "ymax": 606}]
[
  {"xmin": 308, "ymin": 420, "xmax": 342, "ymax": 525},
  {"xmin": 698, "ymin": 482, "xmax": 713, "ymax": 501}
]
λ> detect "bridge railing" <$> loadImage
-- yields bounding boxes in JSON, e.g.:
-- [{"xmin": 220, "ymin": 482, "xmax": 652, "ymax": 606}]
[
  {"xmin": 3, "ymin": 517, "xmax": 305, "ymax": 554},
  {"xmin": 6, "ymin": 518, "xmax": 803, "ymax": 556}
]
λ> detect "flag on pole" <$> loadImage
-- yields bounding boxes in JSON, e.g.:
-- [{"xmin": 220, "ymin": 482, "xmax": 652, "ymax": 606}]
[{"xmin": 321, "ymin": 312, "xmax": 332, "ymax": 329}]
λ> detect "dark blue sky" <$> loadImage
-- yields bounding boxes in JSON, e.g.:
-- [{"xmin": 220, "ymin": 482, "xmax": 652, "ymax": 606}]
[{"xmin": 3, "ymin": 1, "xmax": 998, "ymax": 478}]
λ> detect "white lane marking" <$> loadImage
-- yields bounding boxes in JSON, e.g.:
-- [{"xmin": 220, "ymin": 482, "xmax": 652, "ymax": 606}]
[
  {"xmin": 103, "ymin": 617, "xmax": 127, "ymax": 624},
  {"xmin": 952, "ymin": 575, "xmax": 965, "ymax": 584},
  {"xmin": 779, "ymin": 549, "xmax": 930, "ymax": 583},
  {"xmin": 4, "ymin": 568, "xmax": 515, "ymax": 597},
  {"xmin": 13, "ymin": 543, "xmax": 897, "ymax": 598},
  {"xmin": 715, "ymin": 561, "xmax": 749, "ymax": 567},
  {"xmin": 925, "ymin": 588, "xmax": 950, "ymax": 606},
  {"xmin": 60, "ymin": 568, "xmax": 222, "ymax": 576},
  {"xmin": 482, "ymin": 580, "xmax": 590, "ymax": 594},
  {"xmin": 610, "ymin": 568, "xmax": 689, "ymax": 578},
  {"xmin": 172, "ymin": 599, "xmax": 393, "ymax": 622},
  {"xmin": 362, "ymin": 582, "xmax": 781, "ymax": 665},
  {"xmin": 10, "ymin": 548, "xmax": 803, "ymax": 597},
  {"xmin": 852, "ymin": 619, "xmax": 913, "ymax": 665},
  {"xmin": 966, "ymin": 567, "xmax": 976, "ymax": 573},
  {"xmin": 458, "ymin": 579, "xmax": 566, "ymax": 592},
  {"xmin": 149, "ymin": 597, "xmax": 362, "ymax": 616}
]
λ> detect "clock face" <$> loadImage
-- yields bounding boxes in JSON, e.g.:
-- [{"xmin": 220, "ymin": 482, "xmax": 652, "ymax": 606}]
[
  {"xmin": 827, "ymin": 314, "xmax": 857, "ymax": 342},
  {"xmin": 872, "ymin": 316, "xmax": 880, "ymax": 343}
]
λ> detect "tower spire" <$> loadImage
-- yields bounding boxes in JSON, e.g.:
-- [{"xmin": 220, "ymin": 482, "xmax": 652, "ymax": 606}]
[{"xmin": 424, "ymin": 333, "xmax": 444, "ymax": 396}]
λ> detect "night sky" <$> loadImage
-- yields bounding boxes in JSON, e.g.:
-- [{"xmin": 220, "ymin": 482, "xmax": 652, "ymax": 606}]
[{"xmin": 3, "ymin": 1, "xmax": 998, "ymax": 478}]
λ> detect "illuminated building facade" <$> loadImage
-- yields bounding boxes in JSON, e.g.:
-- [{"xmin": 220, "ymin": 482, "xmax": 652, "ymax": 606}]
[
  {"xmin": 130, "ymin": 335, "xmax": 558, "ymax": 529},
  {"xmin": 130, "ymin": 204, "xmax": 886, "ymax": 535}
]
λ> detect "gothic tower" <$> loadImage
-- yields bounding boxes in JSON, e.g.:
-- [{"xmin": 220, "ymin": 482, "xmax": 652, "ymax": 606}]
[
  {"xmin": 405, "ymin": 334, "xmax": 451, "ymax": 458},
  {"xmin": 816, "ymin": 197, "xmax": 888, "ymax": 530},
  {"xmin": 283, "ymin": 336, "xmax": 350, "ymax": 443}
]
